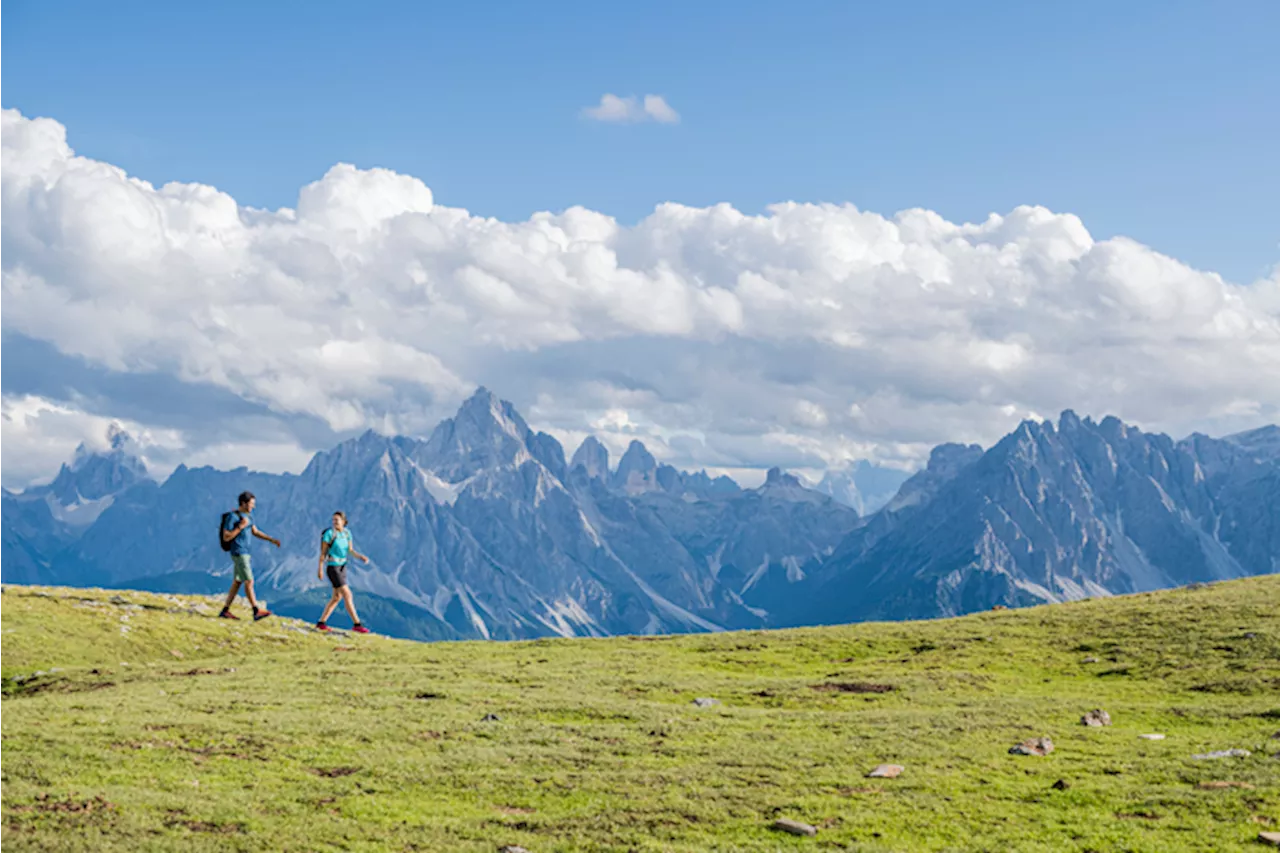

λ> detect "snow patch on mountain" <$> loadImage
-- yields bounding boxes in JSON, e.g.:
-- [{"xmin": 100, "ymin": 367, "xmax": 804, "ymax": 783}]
[{"xmin": 44, "ymin": 493, "xmax": 116, "ymax": 528}]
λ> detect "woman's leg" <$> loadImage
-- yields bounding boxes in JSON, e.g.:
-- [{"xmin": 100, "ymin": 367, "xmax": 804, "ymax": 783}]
[
  {"xmin": 319, "ymin": 589, "xmax": 342, "ymax": 623},
  {"xmin": 340, "ymin": 585, "xmax": 361, "ymax": 624}
]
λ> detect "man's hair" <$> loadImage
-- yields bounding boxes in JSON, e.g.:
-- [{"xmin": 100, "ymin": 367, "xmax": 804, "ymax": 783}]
[{"xmin": 237, "ymin": 491, "xmax": 255, "ymax": 507}]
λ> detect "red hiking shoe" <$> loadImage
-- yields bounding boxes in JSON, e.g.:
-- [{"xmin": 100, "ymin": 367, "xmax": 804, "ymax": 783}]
[
  {"xmin": 352, "ymin": 624, "xmax": 371, "ymax": 634},
  {"xmin": 253, "ymin": 608, "xmax": 272, "ymax": 621},
  {"xmin": 218, "ymin": 609, "xmax": 240, "ymax": 620},
  {"xmin": 315, "ymin": 621, "xmax": 330, "ymax": 631}
]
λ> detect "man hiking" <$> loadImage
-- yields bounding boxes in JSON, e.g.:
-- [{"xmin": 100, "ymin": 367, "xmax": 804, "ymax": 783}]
[
  {"xmin": 315, "ymin": 511, "xmax": 371, "ymax": 634},
  {"xmin": 219, "ymin": 491, "xmax": 280, "ymax": 620}
]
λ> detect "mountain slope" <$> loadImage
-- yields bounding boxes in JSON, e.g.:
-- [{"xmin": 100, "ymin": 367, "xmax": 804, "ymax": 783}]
[
  {"xmin": 795, "ymin": 412, "xmax": 1280, "ymax": 626},
  {"xmin": 3, "ymin": 390, "xmax": 856, "ymax": 640},
  {"xmin": 3, "ymin": 578, "xmax": 1278, "ymax": 852}
]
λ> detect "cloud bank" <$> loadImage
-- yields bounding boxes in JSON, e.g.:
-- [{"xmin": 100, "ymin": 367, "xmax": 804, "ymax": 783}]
[
  {"xmin": 583, "ymin": 94, "xmax": 680, "ymax": 124},
  {"xmin": 2, "ymin": 108, "xmax": 1278, "ymax": 488}
]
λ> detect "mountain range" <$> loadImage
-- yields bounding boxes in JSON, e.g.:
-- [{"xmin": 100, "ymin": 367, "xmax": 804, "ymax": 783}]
[{"xmin": 3, "ymin": 389, "xmax": 1276, "ymax": 639}]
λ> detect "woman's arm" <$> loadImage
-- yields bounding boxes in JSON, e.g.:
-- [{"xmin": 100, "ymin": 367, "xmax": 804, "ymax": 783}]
[
  {"xmin": 318, "ymin": 537, "xmax": 330, "ymax": 577},
  {"xmin": 349, "ymin": 547, "xmax": 370, "ymax": 564}
]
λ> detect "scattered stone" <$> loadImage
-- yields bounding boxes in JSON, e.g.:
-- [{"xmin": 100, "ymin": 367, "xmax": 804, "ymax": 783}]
[
  {"xmin": 1191, "ymin": 749, "xmax": 1250, "ymax": 760},
  {"xmin": 1196, "ymin": 781, "xmax": 1254, "ymax": 790},
  {"xmin": 867, "ymin": 764, "xmax": 903, "ymax": 779},
  {"xmin": 692, "ymin": 697, "xmax": 721, "ymax": 708},
  {"xmin": 1081, "ymin": 709, "xmax": 1112, "ymax": 727},
  {"xmin": 480, "ymin": 713, "xmax": 501, "ymax": 722},
  {"xmin": 1259, "ymin": 831, "xmax": 1280, "ymax": 847},
  {"xmin": 1009, "ymin": 737, "xmax": 1055, "ymax": 756},
  {"xmin": 771, "ymin": 818, "xmax": 817, "ymax": 837},
  {"xmin": 1081, "ymin": 656, "xmax": 1099, "ymax": 664},
  {"xmin": 1051, "ymin": 779, "xmax": 1070, "ymax": 791},
  {"xmin": 1244, "ymin": 632, "xmax": 1258, "ymax": 639},
  {"xmin": 498, "ymin": 846, "xmax": 531, "ymax": 853},
  {"xmin": 169, "ymin": 650, "xmax": 184, "ymax": 659},
  {"xmin": 1138, "ymin": 734, "xmax": 1166, "ymax": 740}
]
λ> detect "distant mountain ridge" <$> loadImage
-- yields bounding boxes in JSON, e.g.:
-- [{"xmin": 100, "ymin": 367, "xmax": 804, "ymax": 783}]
[
  {"xmin": 1, "ymin": 389, "xmax": 858, "ymax": 638},
  {"xmin": 790, "ymin": 411, "xmax": 1279, "ymax": 627},
  {"xmin": 3, "ymin": 394, "xmax": 1276, "ymax": 639}
]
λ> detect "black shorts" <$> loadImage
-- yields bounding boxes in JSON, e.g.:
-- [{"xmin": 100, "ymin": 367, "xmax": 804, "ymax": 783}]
[{"xmin": 325, "ymin": 563, "xmax": 348, "ymax": 589}]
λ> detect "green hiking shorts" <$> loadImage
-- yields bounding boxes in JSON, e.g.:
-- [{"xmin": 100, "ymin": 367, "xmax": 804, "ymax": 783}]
[{"xmin": 231, "ymin": 554, "xmax": 253, "ymax": 583}]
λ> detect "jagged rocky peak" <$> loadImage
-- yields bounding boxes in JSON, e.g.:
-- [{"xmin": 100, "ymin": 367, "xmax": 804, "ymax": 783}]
[
  {"xmin": 419, "ymin": 387, "xmax": 536, "ymax": 481},
  {"xmin": 1096, "ymin": 414, "xmax": 1130, "ymax": 443},
  {"xmin": 682, "ymin": 469, "xmax": 742, "ymax": 498},
  {"xmin": 883, "ymin": 442, "xmax": 984, "ymax": 513},
  {"xmin": 456, "ymin": 386, "xmax": 532, "ymax": 439},
  {"xmin": 302, "ymin": 429, "xmax": 396, "ymax": 479},
  {"xmin": 757, "ymin": 466, "xmax": 827, "ymax": 504},
  {"xmin": 812, "ymin": 460, "xmax": 911, "ymax": 515},
  {"xmin": 1223, "ymin": 424, "xmax": 1280, "ymax": 462},
  {"xmin": 926, "ymin": 442, "xmax": 984, "ymax": 474},
  {"xmin": 571, "ymin": 436, "xmax": 610, "ymax": 480},
  {"xmin": 51, "ymin": 423, "xmax": 148, "ymax": 504},
  {"xmin": 1058, "ymin": 409, "xmax": 1084, "ymax": 431},
  {"xmin": 763, "ymin": 467, "xmax": 802, "ymax": 488},
  {"xmin": 612, "ymin": 440, "xmax": 660, "ymax": 494}
]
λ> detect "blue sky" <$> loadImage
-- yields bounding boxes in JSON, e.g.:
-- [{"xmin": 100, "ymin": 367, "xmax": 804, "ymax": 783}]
[
  {"xmin": 4, "ymin": 0, "xmax": 1277, "ymax": 283},
  {"xmin": 2, "ymin": 1, "xmax": 1279, "ymax": 488}
]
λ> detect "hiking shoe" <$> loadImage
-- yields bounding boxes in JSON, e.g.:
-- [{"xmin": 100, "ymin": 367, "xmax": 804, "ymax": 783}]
[
  {"xmin": 315, "ymin": 621, "xmax": 330, "ymax": 631},
  {"xmin": 218, "ymin": 609, "xmax": 239, "ymax": 620},
  {"xmin": 352, "ymin": 624, "xmax": 371, "ymax": 634},
  {"xmin": 253, "ymin": 608, "xmax": 272, "ymax": 621}
]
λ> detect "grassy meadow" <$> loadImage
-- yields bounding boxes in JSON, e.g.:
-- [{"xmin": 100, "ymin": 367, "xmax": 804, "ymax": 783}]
[{"xmin": 2, "ymin": 578, "xmax": 1278, "ymax": 852}]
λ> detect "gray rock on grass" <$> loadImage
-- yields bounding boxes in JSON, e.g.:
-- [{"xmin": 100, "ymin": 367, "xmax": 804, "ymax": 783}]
[
  {"xmin": 1191, "ymin": 749, "xmax": 1250, "ymax": 760},
  {"xmin": 1009, "ymin": 737, "xmax": 1054, "ymax": 756},
  {"xmin": 867, "ymin": 764, "xmax": 904, "ymax": 778},
  {"xmin": 692, "ymin": 697, "xmax": 721, "ymax": 708},
  {"xmin": 1081, "ymin": 709, "xmax": 1112, "ymax": 727},
  {"xmin": 771, "ymin": 818, "xmax": 817, "ymax": 837}
]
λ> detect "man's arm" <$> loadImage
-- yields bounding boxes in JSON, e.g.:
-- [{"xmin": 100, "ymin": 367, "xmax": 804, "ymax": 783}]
[
  {"xmin": 222, "ymin": 515, "xmax": 250, "ymax": 543},
  {"xmin": 250, "ymin": 526, "xmax": 281, "ymax": 547}
]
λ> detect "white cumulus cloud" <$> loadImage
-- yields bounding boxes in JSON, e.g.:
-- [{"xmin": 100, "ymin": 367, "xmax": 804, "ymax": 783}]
[
  {"xmin": 582, "ymin": 93, "xmax": 680, "ymax": 124},
  {"xmin": 2, "ymin": 108, "xmax": 1278, "ymax": 489}
]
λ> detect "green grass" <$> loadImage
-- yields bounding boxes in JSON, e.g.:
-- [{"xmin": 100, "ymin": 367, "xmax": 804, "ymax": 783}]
[{"xmin": 2, "ymin": 579, "xmax": 1279, "ymax": 852}]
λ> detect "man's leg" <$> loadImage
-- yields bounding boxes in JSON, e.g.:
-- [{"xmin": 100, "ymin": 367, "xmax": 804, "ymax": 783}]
[
  {"xmin": 340, "ymin": 586, "xmax": 361, "ymax": 624},
  {"xmin": 222, "ymin": 580, "xmax": 241, "ymax": 612},
  {"xmin": 242, "ymin": 579, "xmax": 261, "ymax": 611}
]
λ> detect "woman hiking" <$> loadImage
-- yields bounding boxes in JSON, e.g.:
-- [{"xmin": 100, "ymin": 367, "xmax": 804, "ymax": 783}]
[{"xmin": 315, "ymin": 511, "xmax": 371, "ymax": 634}]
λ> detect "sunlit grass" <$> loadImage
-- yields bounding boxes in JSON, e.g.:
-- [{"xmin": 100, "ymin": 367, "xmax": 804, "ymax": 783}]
[{"xmin": 2, "ymin": 578, "xmax": 1278, "ymax": 851}]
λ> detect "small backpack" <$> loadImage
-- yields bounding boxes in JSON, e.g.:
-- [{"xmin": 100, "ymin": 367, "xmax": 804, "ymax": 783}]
[{"xmin": 219, "ymin": 512, "xmax": 237, "ymax": 552}]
